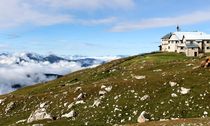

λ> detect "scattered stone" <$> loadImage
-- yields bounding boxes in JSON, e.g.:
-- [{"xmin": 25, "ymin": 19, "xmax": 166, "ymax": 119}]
[
  {"xmin": 186, "ymin": 64, "xmax": 193, "ymax": 67},
  {"xmin": 180, "ymin": 87, "xmax": 190, "ymax": 95},
  {"xmin": 133, "ymin": 75, "xmax": 146, "ymax": 80},
  {"xmin": 0, "ymin": 99, "xmax": 5, "ymax": 104},
  {"xmin": 64, "ymin": 102, "xmax": 68, "ymax": 107},
  {"xmin": 39, "ymin": 103, "xmax": 46, "ymax": 108},
  {"xmin": 204, "ymin": 111, "xmax": 208, "ymax": 115},
  {"xmin": 63, "ymin": 91, "xmax": 68, "ymax": 95},
  {"xmin": 99, "ymin": 90, "xmax": 107, "ymax": 96},
  {"xmin": 105, "ymin": 86, "xmax": 112, "ymax": 92},
  {"xmin": 171, "ymin": 118, "xmax": 179, "ymax": 120},
  {"xmin": 75, "ymin": 100, "xmax": 85, "ymax": 105},
  {"xmin": 27, "ymin": 108, "xmax": 52, "ymax": 123},
  {"xmin": 101, "ymin": 85, "xmax": 106, "ymax": 89},
  {"xmin": 153, "ymin": 69, "xmax": 162, "ymax": 72},
  {"xmin": 120, "ymin": 119, "xmax": 125, "ymax": 123},
  {"xmin": 32, "ymin": 124, "xmax": 43, "ymax": 126},
  {"xmin": 16, "ymin": 119, "xmax": 26, "ymax": 124},
  {"xmin": 171, "ymin": 93, "xmax": 178, "ymax": 98},
  {"xmin": 5, "ymin": 101, "xmax": 15, "ymax": 113},
  {"xmin": 140, "ymin": 95, "xmax": 150, "ymax": 101},
  {"xmin": 137, "ymin": 111, "xmax": 149, "ymax": 123},
  {"xmin": 160, "ymin": 119, "xmax": 169, "ymax": 121},
  {"xmin": 68, "ymin": 102, "xmax": 74, "ymax": 109},
  {"xmin": 169, "ymin": 81, "xmax": 177, "ymax": 87},
  {"xmin": 192, "ymin": 66, "xmax": 200, "ymax": 70},
  {"xmin": 114, "ymin": 107, "xmax": 121, "ymax": 112},
  {"xmin": 92, "ymin": 98, "xmax": 101, "ymax": 107},
  {"xmin": 61, "ymin": 110, "xmax": 75, "ymax": 118},
  {"xmin": 76, "ymin": 93, "xmax": 86, "ymax": 100},
  {"xmin": 74, "ymin": 87, "xmax": 82, "ymax": 93}
]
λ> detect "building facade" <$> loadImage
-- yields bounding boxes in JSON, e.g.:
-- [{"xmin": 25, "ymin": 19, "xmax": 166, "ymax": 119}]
[{"xmin": 160, "ymin": 31, "xmax": 210, "ymax": 57}]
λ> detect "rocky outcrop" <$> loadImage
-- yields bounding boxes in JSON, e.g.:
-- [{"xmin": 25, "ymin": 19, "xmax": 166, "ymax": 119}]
[{"xmin": 27, "ymin": 106, "xmax": 52, "ymax": 123}]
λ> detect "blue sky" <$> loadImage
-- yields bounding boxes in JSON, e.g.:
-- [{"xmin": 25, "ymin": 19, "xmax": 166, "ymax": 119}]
[{"xmin": 1, "ymin": 0, "xmax": 210, "ymax": 56}]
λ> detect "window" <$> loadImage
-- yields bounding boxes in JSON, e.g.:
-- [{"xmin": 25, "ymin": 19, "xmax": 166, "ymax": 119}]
[
  {"xmin": 207, "ymin": 41, "xmax": 210, "ymax": 44},
  {"xmin": 207, "ymin": 47, "xmax": 210, "ymax": 49},
  {"xmin": 168, "ymin": 46, "xmax": 170, "ymax": 49},
  {"xmin": 176, "ymin": 41, "xmax": 179, "ymax": 43},
  {"xmin": 181, "ymin": 47, "xmax": 184, "ymax": 50}
]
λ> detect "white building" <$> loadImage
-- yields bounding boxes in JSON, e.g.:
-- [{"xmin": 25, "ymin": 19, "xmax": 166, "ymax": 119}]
[{"xmin": 160, "ymin": 31, "xmax": 210, "ymax": 57}]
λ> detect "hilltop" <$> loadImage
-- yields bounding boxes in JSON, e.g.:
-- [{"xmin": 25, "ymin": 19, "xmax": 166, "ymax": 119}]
[{"xmin": 0, "ymin": 52, "xmax": 210, "ymax": 126}]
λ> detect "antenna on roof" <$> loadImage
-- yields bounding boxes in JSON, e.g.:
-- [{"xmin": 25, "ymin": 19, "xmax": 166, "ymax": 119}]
[{"xmin": 176, "ymin": 25, "xmax": 181, "ymax": 32}]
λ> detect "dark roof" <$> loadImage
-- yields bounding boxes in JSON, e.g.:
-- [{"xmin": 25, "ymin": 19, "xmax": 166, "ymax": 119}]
[
  {"xmin": 161, "ymin": 32, "xmax": 172, "ymax": 39},
  {"xmin": 186, "ymin": 43, "xmax": 199, "ymax": 48}
]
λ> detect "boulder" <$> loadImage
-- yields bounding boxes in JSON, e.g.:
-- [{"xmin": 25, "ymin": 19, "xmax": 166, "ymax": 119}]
[
  {"xmin": 180, "ymin": 87, "xmax": 190, "ymax": 95},
  {"xmin": 27, "ymin": 108, "xmax": 52, "ymax": 123},
  {"xmin": 5, "ymin": 101, "xmax": 15, "ymax": 114},
  {"xmin": 99, "ymin": 90, "xmax": 107, "ymax": 96},
  {"xmin": 105, "ymin": 86, "xmax": 112, "ymax": 92},
  {"xmin": 137, "ymin": 111, "xmax": 149, "ymax": 123},
  {"xmin": 169, "ymin": 81, "xmax": 177, "ymax": 87},
  {"xmin": 92, "ymin": 98, "xmax": 101, "ymax": 107},
  {"xmin": 0, "ymin": 98, "xmax": 5, "ymax": 104},
  {"xmin": 140, "ymin": 95, "xmax": 150, "ymax": 101},
  {"xmin": 61, "ymin": 110, "xmax": 75, "ymax": 118}
]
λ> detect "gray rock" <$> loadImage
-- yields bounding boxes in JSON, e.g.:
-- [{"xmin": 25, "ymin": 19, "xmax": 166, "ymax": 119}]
[
  {"xmin": 137, "ymin": 111, "xmax": 149, "ymax": 123},
  {"xmin": 5, "ymin": 101, "xmax": 15, "ymax": 113},
  {"xmin": 27, "ymin": 108, "xmax": 52, "ymax": 123}
]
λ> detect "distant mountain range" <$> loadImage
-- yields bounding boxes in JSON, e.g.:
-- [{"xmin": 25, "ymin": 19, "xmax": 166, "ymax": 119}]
[
  {"xmin": 0, "ymin": 52, "xmax": 125, "ymax": 93},
  {"xmin": 0, "ymin": 52, "xmax": 123, "ymax": 66}
]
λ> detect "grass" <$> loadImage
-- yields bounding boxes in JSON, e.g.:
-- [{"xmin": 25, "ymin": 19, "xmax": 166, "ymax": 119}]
[{"xmin": 0, "ymin": 52, "xmax": 210, "ymax": 125}]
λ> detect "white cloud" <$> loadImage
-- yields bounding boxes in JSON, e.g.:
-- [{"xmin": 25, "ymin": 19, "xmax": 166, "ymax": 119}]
[
  {"xmin": 0, "ymin": 0, "xmax": 134, "ymax": 29},
  {"xmin": 78, "ymin": 17, "xmax": 118, "ymax": 25},
  {"xmin": 37, "ymin": 0, "xmax": 135, "ymax": 10},
  {"xmin": 0, "ymin": 61, "xmax": 82, "ymax": 94},
  {"xmin": 110, "ymin": 10, "xmax": 210, "ymax": 32},
  {"xmin": 0, "ymin": 0, "xmax": 73, "ymax": 28}
]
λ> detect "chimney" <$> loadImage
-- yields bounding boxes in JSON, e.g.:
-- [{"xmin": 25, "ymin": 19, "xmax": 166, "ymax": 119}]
[{"xmin": 176, "ymin": 25, "xmax": 181, "ymax": 32}]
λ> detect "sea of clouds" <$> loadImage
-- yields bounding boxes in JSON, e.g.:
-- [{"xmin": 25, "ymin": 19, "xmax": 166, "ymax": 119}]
[{"xmin": 0, "ymin": 52, "xmax": 121, "ymax": 94}]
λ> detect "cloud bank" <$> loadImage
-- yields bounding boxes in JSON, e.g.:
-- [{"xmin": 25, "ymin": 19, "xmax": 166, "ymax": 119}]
[
  {"xmin": 110, "ymin": 10, "xmax": 210, "ymax": 32},
  {"xmin": 0, "ymin": 52, "xmax": 120, "ymax": 94}
]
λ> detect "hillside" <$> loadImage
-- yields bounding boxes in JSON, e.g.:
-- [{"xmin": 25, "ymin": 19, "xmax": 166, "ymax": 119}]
[{"xmin": 1, "ymin": 52, "xmax": 210, "ymax": 126}]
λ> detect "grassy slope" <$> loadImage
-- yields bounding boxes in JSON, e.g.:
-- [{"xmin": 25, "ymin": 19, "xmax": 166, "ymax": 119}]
[{"xmin": 0, "ymin": 52, "xmax": 210, "ymax": 125}]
